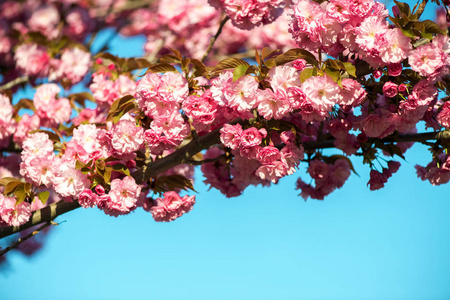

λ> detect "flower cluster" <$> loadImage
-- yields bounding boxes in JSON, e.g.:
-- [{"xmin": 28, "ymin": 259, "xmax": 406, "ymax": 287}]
[
  {"xmin": 296, "ymin": 158, "xmax": 351, "ymax": 200},
  {"xmin": 1, "ymin": 0, "xmax": 450, "ymax": 262},
  {"xmin": 209, "ymin": 0, "xmax": 285, "ymax": 30},
  {"xmin": 150, "ymin": 191, "xmax": 196, "ymax": 222}
]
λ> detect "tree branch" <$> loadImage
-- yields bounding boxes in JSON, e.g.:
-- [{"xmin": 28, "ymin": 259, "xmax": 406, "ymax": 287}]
[
  {"xmin": 301, "ymin": 131, "xmax": 450, "ymax": 150},
  {"xmin": 0, "ymin": 201, "xmax": 79, "ymax": 239},
  {"xmin": 0, "ymin": 76, "xmax": 29, "ymax": 92},
  {"xmin": 0, "ymin": 221, "xmax": 58, "ymax": 256},
  {"xmin": 1, "ymin": 130, "xmax": 448, "ymax": 240},
  {"xmin": 136, "ymin": 118, "xmax": 243, "ymax": 183},
  {"xmin": 201, "ymin": 16, "xmax": 230, "ymax": 63}
]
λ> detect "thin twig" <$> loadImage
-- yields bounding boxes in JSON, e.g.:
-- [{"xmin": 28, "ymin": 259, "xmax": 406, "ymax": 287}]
[
  {"xmin": 201, "ymin": 16, "xmax": 230, "ymax": 63},
  {"xmin": 94, "ymin": 0, "xmax": 156, "ymax": 17},
  {"xmin": 0, "ymin": 76, "xmax": 29, "ymax": 92},
  {"xmin": 0, "ymin": 221, "xmax": 58, "ymax": 256}
]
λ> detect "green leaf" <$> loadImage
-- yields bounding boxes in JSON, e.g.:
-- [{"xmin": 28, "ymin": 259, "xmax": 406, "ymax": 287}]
[
  {"xmin": 400, "ymin": 28, "xmax": 415, "ymax": 38},
  {"xmin": 135, "ymin": 58, "xmax": 153, "ymax": 68},
  {"xmin": 274, "ymin": 48, "xmax": 319, "ymax": 67},
  {"xmin": 14, "ymin": 184, "xmax": 26, "ymax": 205},
  {"xmin": 420, "ymin": 20, "xmax": 446, "ymax": 35},
  {"xmin": 181, "ymin": 57, "xmax": 191, "ymax": 72},
  {"xmin": 5, "ymin": 181, "xmax": 22, "ymax": 195},
  {"xmin": 37, "ymin": 191, "xmax": 50, "ymax": 205},
  {"xmin": 108, "ymin": 95, "xmax": 134, "ymax": 115},
  {"xmin": 393, "ymin": 0, "xmax": 411, "ymax": 17},
  {"xmin": 261, "ymin": 47, "xmax": 280, "ymax": 60},
  {"xmin": 107, "ymin": 95, "xmax": 136, "ymax": 123},
  {"xmin": 95, "ymin": 52, "xmax": 118, "ymax": 62},
  {"xmin": 0, "ymin": 177, "xmax": 20, "ymax": 187},
  {"xmin": 233, "ymin": 64, "xmax": 249, "ymax": 82},
  {"xmin": 126, "ymin": 57, "xmax": 153, "ymax": 71},
  {"xmin": 191, "ymin": 59, "xmax": 207, "ymax": 77},
  {"xmin": 160, "ymin": 54, "xmax": 181, "ymax": 64},
  {"xmin": 264, "ymin": 58, "xmax": 276, "ymax": 69},
  {"xmin": 96, "ymin": 160, "xmax": 106, "ymax": 171},
  {"xmin": 254, "ymin": 49, "xmax": 262, "ymax": 66},
  {"xmin": 325, "ymin": 59, "xmax": 340, "ymax": 70},
  {"xmin": 26, "ymin": 31, "xmax": 48, "ymax": 45},
  {"xmin": 155, "ymin": 175, "xmax": 196, "ymax": 192},
  {"xmin": 68, "ymin": 92, "xmax": 95, "ymax": 107},
  {"xmin": 76, "ymin": 160, "xmax": 92, "ymax": 174},
  {"xmin": 213, "ymin": 58, "xmax": 250, "ymax": 73},
  {"xmin": 342, "ymin": 62, "xmax": 356, "ymax": 78},
  {"xmin": 299, "ymin": 68, "xmax": 315, "ymax": 83},
  {"xmin": 144, "ymin": 63, "xmax": 178, "ymax": 74},
  {"xmin": 111, "ymin": 102, "xmax": 136, "ymax": 123},
  {"xmin": 14, "ymin": 98, "xmax": 35, "ymax": 112},
  {"xmin": 111, "ymin": 163, "xmax": 130, "ymax": 176},
  {"xmin": 324, "ymin": 68, "xmax": 341, "ymax": 86},
  {"xmin": 103, "ymin": 166, "xmax": 112, "ymax": 183},
  {"xmin": 169, "ymin": 48, "xmax": 183, "ymax": 60},
  {"xmin": 75, "ymin": 160, "xmax": 86, "ymax": 170}
]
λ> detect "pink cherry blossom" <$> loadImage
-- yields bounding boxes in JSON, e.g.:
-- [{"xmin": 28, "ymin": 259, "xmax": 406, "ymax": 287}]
[
  {"xmin": 101, "ymin": 176, "xmax": 142, "ymax": 217},
  {"xmin": 111, "ymin": 120, "xmax": 144, "ymax": 155},
  {"xmin": 257, "ymin": 89, "xmax": 291, "ymax": 120},
  {"xmin": 52, "ymin": 159, "xmax": 90, "ymax": 198},
  {"xmin": 14, "ymin": 43, "xmax": 50, "ymax": 77},
  {"xmin": 409, "ymin": 43, "xmax": 447, "ymax": 77},
  {"xmin": 0, "ymin": 195, "xmax": 31, "ymax": 227},
  {"xmin": 240, "ymin": 127, "xmax": 263, "ymax": 148},
  {"xmin": 78, "ymin": 189, "xmax": 99, "ymax": 208},
  {"xmin": 436, "ymin": 102, "xmax": 450, "ymax": 129},
  {"xmin": 382, "ymin": 82, "xmax": 398, "ymax": 98},
  {"xmin": 220, "ymin": 123, "xmax": 243, "ymax": 150},
  {"xmin": 302, "ymin": 75, "xmax": 341, "ymax": 111}
]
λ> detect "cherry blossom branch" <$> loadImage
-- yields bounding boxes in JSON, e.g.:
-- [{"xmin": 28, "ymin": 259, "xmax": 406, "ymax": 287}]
[
  {"xmin": 0, "ymin": 221, "xmax": 58, "ymax": 256},
  {"xmin": 302, "ymin": 131, "xmax": 450, "ymax": 150},
  {"xmin": 0, "ymin": 76, "xmax": 30, "ymax": 92},
  {"xmin": 1, "ymin": 130, "xmax": 448, "ymax": 240},
  {"xmin": 95, "ymin": 0, "xmax": 156, "ymax": 17},
  {"xmin": 0, "ymin": 143, "xmax": 22, "ymax": 154},
  {"xmin": 0, "ymin": 201, "xmax": 79, "ymax": 239},
  {"xmin": 136, "ymin": 118, "xmax": 243, "ymax": 183},
  {"xmin": 201, "ymin": 16, "xmax": 230, "ymax": 63}
]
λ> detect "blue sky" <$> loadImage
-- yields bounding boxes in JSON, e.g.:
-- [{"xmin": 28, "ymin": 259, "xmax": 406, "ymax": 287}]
[{"xmin": 1, "ymin": 2, "xmax": 450, "ymax": 299}]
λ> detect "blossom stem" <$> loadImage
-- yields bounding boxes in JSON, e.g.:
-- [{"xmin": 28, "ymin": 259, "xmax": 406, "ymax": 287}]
[
  {"xmin": 201, "ymin": 16, "xmax": 230, "ymax": 63},
  {"xmin": 0, "ymin": 221, "xmax": 58, "ymax": 256},
  {"xmin": 0, "ymin": 76, "xmax": 30, "ymax": 92}
]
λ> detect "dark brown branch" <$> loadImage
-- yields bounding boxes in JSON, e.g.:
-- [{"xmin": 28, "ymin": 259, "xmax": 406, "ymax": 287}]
[
  {"xmin": 302, "ymin": 131, "xmax": 450, "ymax": 150},
  {"xmin": 201, "ymin": 16, "xmax": 230, "ymax": 63},
  {"xmin": 0, "ymin": 201, "xmax": 79, "ymax": 239},
  {"xmin": 0, "ymin": 76, "xmax": 29, "ymax": 91},
  {"xmin": 1, "ymin": 129, "xmax": 448, "ymax": 240},
  {"xmin": 0, "ymin": 221, "xmax": 58, "ymax": 256},
  {"xmin": 135, "ymin": 118, "xmax": 243, "ymax": 184}
]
